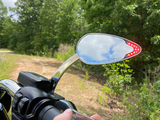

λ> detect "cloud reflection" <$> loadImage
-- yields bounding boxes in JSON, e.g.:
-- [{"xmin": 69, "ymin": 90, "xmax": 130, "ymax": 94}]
[{"xmin": 77, "ymin": 34, "xmax": 133, "ymax": 64}]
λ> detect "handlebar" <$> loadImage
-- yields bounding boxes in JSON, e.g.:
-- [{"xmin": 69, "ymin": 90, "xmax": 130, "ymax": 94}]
[
  {"xmin": 0, "ymin": 79, "xmax": 93, "ymax": 120},
  {"xmin": 0, "ymin": 79, "xmax": 61, "ymax": 120},
  {"xmin": 0, "ymin": 79, "xmax": 20, "ymax": 97},
  {"xmin": 38, "ymin": 105, "xmax": 61, "ymax": 120}
]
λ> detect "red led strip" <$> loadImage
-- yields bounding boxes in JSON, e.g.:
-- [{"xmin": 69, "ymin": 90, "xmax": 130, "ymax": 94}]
[{"xmin": 126, "ymin": 41, "xmax": 141, "ymax": 57}]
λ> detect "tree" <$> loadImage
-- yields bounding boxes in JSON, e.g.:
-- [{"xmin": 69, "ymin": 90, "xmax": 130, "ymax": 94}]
[
  {"xmin": 32, "ymin": 0, "xmax": 87, "ymax": 55},
  {"xmin": 54, "ymin": 0, "xmax": 79, "ymax": 44},
  {"xmin": 0, "ymin": 0, "xmax": 7, "ymax": 48},
  {"xmin": 31, "ymin": 0, "xmax": 59, "ymax": 55},
  {"xmin": 9, "ymin": 0, "xmax": 44, "ymax": 54},
  {"xmin": 81, "ymin": 0, "xmax": 160, "ymax": 82},
  {"xmin": 8, "ymin": 0, "xmax": 86, "ymax": 55}
]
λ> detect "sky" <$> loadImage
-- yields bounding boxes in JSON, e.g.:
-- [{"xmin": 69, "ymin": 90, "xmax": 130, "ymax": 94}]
[
  {"xmin": 2, "ymin": 0, "xmax": 17, "ymax": 8},
  {"xmin": 2, "ymin": 0, "xmax": 17, "ymax": 16},
  {"xmin": 2, "ymin": 0, "xmax": 17, "ymax": 19}
]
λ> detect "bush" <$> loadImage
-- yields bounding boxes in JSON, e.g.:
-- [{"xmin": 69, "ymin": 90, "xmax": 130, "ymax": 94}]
[
  {"xmin": 103, "ymin": 60, "xmax": 132, "ymax": 96},
  {"xmin": 54, "ymin": 46, "xmax": 76, "ymax": 61},
  {"xmin": 101, "ymin": 60, "xmax": 160, "ymax": 119},
  {"xmin": 122, "ymin": 81, "xmax": 160, "ymax": 119}
]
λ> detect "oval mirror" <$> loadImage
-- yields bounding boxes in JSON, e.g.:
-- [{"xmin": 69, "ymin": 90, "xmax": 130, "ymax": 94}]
[{"xmin": 76, "ymin": 33, "xmax": 141, "ymax": 65}]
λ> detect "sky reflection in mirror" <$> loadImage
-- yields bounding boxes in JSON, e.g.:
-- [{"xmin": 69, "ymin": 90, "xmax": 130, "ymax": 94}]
[{"xmin": 77, "ymin": 34, "xmax": 133, "ymax": 65}]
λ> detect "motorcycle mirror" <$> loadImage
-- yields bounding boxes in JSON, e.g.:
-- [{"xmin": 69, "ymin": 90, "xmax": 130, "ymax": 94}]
[
  {"xmin": 52, "ymin": 33, "xmax": 142, "ymax": 90},
  {"xmin": 76, "ymin": 33, "xmax": 141, "ymax": 65}
]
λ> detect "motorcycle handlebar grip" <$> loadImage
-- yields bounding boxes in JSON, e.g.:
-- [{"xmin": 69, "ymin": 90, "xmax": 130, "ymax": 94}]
[{"xmin": 38, "ymin": 105, "xmax": 61, "ymax": 120}]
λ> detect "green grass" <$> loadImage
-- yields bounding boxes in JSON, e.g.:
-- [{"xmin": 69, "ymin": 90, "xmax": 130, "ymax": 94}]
[
  {"xmin": 0, "ymin": 52, "xmax": 29, "ymax": 119},
  {"xmin": 0, "ymin": 60, "xmax": 13, "ymax": 80},
  {"xmin": 0, "ymin": 53, "xmax": 28, "ymax": 80}
]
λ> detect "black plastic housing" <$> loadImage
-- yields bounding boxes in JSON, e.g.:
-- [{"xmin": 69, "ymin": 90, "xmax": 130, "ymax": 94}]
[
  {"xmin": 12, "ymin": 86, "xmax": 51, "ymax": 120},
  {"xmin": 17, "ymin": 71, "xmax": 51, "ymax": 92},
  {"xmin": 12, "ymin": 86, "xmax": 64, "ymax": 120}
]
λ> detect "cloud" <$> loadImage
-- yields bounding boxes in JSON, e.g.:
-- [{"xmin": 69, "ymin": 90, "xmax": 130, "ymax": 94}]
[{"xmin": 2, "ymin": 0, "xmax": 17, "ymax": 8}]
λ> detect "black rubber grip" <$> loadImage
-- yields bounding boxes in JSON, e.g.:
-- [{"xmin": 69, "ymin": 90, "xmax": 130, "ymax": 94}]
[{"xmin": 38, "ymin": 105, "xmax": 61, "ymax": 120}]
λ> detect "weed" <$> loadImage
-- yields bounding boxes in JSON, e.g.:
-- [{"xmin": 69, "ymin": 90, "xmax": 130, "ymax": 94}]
[
  {"xmin": 36, "ymin": 51, "xmax": 39, "ymax": 56},
  {"xmin": 98, "ymin": 92, "xmax": 108, "ymax": 106},
  {"xmin": 83, "ymin": 71, "xmax": 91, "ymax": 81},
  {"xmin": 91, "ymin": 78, "xmax": 97, "ymax": 82}
]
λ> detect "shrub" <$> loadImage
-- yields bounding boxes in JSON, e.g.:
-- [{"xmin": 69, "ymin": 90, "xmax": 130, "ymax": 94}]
[
  {"xmin": 103, "ymin": 60, "xmax": 133, "ymax": 96},
  {"xmin": 122, "ymin": 81, "xmax": 160, "ymax": 119},
  {"xmin": 54, "ymin": 46, "xmax": 76, "ymax": 61}
]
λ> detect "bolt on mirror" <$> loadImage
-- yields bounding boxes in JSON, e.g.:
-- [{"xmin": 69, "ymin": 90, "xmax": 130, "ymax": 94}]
[{"xmin": 76, "ymin": 33, "xmax": 141, "ymax": 65}]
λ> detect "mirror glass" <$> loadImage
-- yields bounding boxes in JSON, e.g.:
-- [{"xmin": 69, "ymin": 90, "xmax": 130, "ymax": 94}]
[{"xmin": 76, "ymin": 33, "xmax": 141, "ymax": 65}]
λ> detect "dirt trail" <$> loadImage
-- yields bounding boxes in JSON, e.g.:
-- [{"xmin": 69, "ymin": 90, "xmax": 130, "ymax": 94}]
[
  {"xmin": 10, "ymin": 57, "xmax": 125, "ymax": 120},
  {"xmin": 0, "ymin": 51, "xmax": 13, "ymax": 53}
]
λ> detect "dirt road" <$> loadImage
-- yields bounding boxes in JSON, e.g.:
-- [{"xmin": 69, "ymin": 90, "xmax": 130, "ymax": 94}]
[
  {"xmin": 9, "ymin": 56, "xmax": 124, "ymax": 120},
  {"xmin": 0, "ymin": 51, "xmax": 13, "ymax": 53}
]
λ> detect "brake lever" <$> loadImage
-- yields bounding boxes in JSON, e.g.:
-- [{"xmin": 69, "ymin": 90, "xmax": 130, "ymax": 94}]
[
  {"xmin": 72, "ymin": 109, "xmax": 94, "ymax": 120},
  {"xmin": 54, "ymin": 100, "xmax": 93, "ymax": 120}
]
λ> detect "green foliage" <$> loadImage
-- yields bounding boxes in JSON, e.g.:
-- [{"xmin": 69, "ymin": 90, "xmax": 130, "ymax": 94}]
[
  {"xmin": 83, "ymin": 71, "xmax": 91, "ymax": 81},
  {"xmin": 101, "ymin": 60, "xmax": 160, "ymax": 119},
  {"xmin": 122, "ymin": 82, "xmax": 160, "ymax": 119},
  {"xmin": 0, "ymin": 0, "xmax": 8, "ymax": 48},
  {"xmin": 98, "ymin": 92, "xmax": 108, "ymax": 106},
  {"xmin": 1, "ymin": 0, "xmax": 160, "ymax": 84},
  {"xmin": 83, "ymin": 64, "xmax": 106, "ymax": 75},
  {"xmin": 81, "ymin": 0, "xmax": 160, "ymax": 83},
  {"xmin": 42, "ymin": 45, "xmax": 53, "ymax": 57},
  {"xmin": 101, "ymin": 86, "xmax": 112, "ymax": 95},
  {"xmin": 98, "ymin": 86, "xmax": 111, "ymax": 106},
  {"xmin": 7, "ymin": 0, "xmax": 44, "ymax": 54},
  {"xmin": 54, "ymin": 46, "xmax": 76, "ymax": 62},
  {"xmin": 103, "ymin": 60, "xmax": 132, "ymax": 96},
  {"xmin": 5, "ymin": 0, "xmax": 88, "ymax": 56},
  {"xmin": 1, "ymin": 1, "xmax": 160, "ymax": 118}
]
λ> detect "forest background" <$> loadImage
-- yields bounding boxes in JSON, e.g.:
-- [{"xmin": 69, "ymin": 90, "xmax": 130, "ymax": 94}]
[{"xmin": 0, "ymin": 0, "xmax": 160, "ymax": 119}]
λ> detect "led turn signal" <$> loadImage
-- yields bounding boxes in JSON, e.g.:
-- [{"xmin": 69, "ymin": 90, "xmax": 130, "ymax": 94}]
[{"xmin": 125, "ymin": 41, "xmax": 141, "ymax": 58}]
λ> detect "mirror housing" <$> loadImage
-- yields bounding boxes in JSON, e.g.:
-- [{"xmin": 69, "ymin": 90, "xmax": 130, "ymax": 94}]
[{"xmin": 76, "ymin": 33, "xmax": 141, "ymax": 65}]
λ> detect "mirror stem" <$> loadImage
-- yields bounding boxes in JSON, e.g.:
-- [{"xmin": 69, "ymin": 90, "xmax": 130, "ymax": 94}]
[{"xmin": 51, "ymin": 54, "xmax": 79, "ymax": 91}]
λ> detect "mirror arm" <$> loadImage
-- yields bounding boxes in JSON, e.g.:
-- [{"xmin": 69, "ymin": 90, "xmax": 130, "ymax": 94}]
[{"xmin": 51, "ymin": 54, "xmax": 79, "ymax": 91}]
